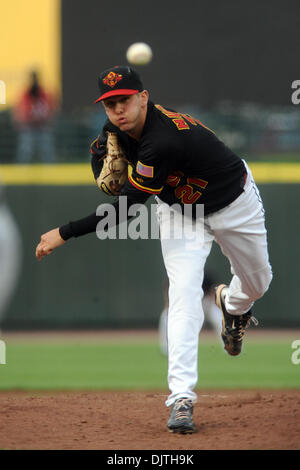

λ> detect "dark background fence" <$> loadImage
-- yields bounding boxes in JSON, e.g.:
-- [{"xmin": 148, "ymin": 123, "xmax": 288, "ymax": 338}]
[{"xmin": 1, "ymin": 104, "xmax": 300, "ymax": 164}]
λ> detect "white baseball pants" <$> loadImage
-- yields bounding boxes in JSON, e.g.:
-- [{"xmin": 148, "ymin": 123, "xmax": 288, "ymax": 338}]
[{"xmin": 156, "ymin": 162, "xmax": 272, "ymax": 407}]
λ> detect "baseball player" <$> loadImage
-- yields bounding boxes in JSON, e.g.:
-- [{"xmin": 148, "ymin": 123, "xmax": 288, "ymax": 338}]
[{"xmin": 35, "ymin": 66, "xmax": 272, "ymax": 434}]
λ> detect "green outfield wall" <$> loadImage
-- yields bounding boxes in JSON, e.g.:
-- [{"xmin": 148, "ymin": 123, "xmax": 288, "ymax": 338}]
[{"xmin": 1, "ymin": 166, "xmax": 299, "ymax": 329}]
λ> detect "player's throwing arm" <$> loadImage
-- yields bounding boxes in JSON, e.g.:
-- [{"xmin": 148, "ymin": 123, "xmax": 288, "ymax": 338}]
[{"xmin": 35, "ymin": 228, "xmax": 65, "ymax": 261}]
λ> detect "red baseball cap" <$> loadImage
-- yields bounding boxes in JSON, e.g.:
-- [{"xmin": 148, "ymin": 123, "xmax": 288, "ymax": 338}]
[{"xmin": 94, "ymin": 66, "xmax": 144, "ymax": 103}]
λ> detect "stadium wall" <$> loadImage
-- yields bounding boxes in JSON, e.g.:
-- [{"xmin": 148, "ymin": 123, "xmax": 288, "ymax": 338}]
[{"xmin": 1, "ymin": 169, "xmax": 299, "ymax": 329}]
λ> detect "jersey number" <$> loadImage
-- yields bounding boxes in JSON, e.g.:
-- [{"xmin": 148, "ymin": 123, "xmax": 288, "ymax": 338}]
[{"xmin": 174, "ymin": 177, "xmax": 208, "ymax": 204}]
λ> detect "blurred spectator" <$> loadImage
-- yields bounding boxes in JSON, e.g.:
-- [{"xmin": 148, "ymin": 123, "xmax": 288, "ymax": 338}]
[
  {"xmin": 0, "ymin": 180, "xmax": 22, "ymax": 334},
  {"xmin": 13, "ymin": 71, "xmax": 57, "ymax": 163},
  {"xmin": 159, "ymin": 272, "xmax": 222, "ymax": 355}
]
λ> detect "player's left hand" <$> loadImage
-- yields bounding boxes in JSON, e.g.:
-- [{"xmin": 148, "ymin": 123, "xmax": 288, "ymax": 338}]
[{"xmin": 35, "ymin": 228, "xmax": 66, "ymax": 261}]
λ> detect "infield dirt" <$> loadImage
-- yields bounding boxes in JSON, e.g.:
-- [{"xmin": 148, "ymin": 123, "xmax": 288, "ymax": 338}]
[{"xmin": 0, "ymin": 389, "xmax": 299, "ymax": 450}]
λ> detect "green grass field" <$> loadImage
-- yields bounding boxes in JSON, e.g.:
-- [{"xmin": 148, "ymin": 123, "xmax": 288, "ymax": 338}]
[{"xmin": 0, "ymin": 336, "xmax": 299, "ymax": 390}]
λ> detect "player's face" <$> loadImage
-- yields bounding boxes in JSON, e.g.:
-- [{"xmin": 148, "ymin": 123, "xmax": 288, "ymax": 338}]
[{"xmin": 102, "ymin": 91, "xmax": 149, "ymax": 139}]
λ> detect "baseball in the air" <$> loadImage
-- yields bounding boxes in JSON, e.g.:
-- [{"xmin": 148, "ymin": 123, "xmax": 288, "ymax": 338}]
[{"xmin": 126, "ymin": 42, "xmax": 153, "ymax": 65}]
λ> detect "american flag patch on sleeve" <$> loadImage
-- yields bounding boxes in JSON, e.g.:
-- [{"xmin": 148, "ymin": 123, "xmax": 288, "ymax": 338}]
[{"xmin": 136, "ymin": 161, "xmax": 154, "ymax": 178}]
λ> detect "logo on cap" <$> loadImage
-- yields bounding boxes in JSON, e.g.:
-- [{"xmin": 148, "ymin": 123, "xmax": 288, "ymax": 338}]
[{"xmin": 103, "ymin": 71, "xmax": 123, "ymax": 88}]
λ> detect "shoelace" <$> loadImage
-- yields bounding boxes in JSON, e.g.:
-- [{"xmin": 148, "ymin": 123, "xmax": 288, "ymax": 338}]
[
  {"xmin": 232, "ymin": 315, "xmax": 259, "ymax": 341},
  {"xmin": 221, "ymin": 288, "xmax": 258, "ymax": 337},
  {"xmin": 173, "ymin": 399, "xmax": 193, "ymax": 420}
]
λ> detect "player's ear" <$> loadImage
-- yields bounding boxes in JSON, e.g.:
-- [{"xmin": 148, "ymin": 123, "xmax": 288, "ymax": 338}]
[
  {"xmin": 141, "ymin": 90, "xmax": 149, "ymax": 104},
  {"xmin": 140, "ymin": 90, "xmax": 149, "ymax": 107}
]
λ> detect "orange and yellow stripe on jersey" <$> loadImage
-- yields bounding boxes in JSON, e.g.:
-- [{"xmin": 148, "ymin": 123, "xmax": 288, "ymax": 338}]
[{"xmin": 128, "ymin": 174, "xmax": 163, "ymax": 194}]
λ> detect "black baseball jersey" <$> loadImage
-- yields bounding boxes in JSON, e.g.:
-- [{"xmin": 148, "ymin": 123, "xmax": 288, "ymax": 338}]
[{"xmin": 60, "ymin": 101, "xmax": 246, "ymax": 240}]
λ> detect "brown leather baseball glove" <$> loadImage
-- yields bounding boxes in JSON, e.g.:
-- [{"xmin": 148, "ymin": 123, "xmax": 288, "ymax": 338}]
[{"xmin": 96, "ymin": 132, "xmax": 129, "ymax": 196}]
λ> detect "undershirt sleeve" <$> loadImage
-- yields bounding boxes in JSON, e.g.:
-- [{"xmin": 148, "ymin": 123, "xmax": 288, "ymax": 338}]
[{"xmin": 59, "ymin": 191, "xmax": 150, "ymax": 240}]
